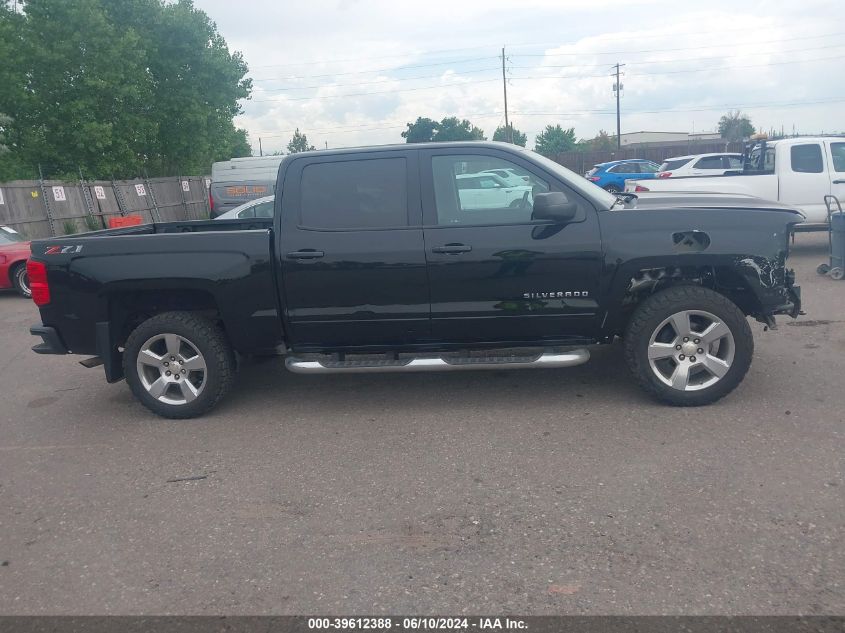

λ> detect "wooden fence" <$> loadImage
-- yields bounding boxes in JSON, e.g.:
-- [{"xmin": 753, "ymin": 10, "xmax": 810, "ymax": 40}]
[{"xmin": 0, "ymin": 176, "xmax": 211, "ymax": 239}]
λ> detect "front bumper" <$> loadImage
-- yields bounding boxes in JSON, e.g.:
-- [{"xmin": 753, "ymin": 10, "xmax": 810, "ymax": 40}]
[{"xmin": 30, "ymin": 325, "xmax": 68, "ymax": 354}]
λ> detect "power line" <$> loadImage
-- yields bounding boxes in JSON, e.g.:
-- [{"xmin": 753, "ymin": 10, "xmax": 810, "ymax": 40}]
[
  {"xmin": 253, "ymin": 66, "xmax": 500, "ymax": 94},
  {"xmin": 509, "ymin": 31, "xmax": 845, "ymax": 58}
]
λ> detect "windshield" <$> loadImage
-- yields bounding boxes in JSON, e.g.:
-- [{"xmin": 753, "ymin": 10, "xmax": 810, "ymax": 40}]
[
  {"xmin": 519, "ymin": 148, "xmax": 618, "ymax": 209},
  {"xmin": 0, "ymin": 226, "xmax": 25, "ymax": 245}
]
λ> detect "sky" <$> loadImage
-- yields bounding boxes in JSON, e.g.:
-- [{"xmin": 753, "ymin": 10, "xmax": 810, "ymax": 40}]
[{"xmin": 192, "ymin": 0, "xmax": 845, "ymax": 156}]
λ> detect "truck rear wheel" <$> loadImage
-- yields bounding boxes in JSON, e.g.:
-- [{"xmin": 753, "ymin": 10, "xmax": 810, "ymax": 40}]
[
  {"xmin": 123, "ymin": 312, "xmax": 235, "ymax": 419},
  {"xmin": 623, "ymin": 286, "xmax": 753, "ymax": 406}
]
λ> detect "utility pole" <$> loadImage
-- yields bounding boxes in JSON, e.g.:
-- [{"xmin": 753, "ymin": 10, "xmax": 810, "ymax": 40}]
[
  {"xmin": 258, "ymin": 137, "xmax": 263, "ymax": 157},
  {"xmin": 612, "ymin": 63, "xmax": 625, "ymax": 149},
  {"xmin": 501, "ymin": 46, "xmax": 511, "ymax": 143}
]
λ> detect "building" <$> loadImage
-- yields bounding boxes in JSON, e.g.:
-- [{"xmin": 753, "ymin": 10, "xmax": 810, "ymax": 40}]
[{"xmin": 619, "ymin": 131, "xmax": 722, "ymax": 148}]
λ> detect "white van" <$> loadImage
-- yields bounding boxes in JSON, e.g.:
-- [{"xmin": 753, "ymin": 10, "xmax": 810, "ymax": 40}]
[{"xmin": 209, "ymin": 156, "xmax": 284, "ymax": 217}]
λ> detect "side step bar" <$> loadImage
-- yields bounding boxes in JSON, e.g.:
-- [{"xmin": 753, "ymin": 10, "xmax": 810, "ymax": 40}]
[{"xmin": 285, "ymin": 349, "xmax": 590, "ymax": 374}]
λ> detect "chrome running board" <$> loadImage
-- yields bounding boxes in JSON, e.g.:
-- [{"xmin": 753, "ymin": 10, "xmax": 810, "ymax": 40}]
[{"xmin": 285, "ymin": 349, "xmax": 590, "ymax": 374}]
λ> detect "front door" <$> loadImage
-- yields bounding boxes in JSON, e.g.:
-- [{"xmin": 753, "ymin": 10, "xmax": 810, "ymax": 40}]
[
  {"xmin": 278, "ymin": 150, "xmax": 430, "ymax": 350},
  {"xmin": 420, "ymin": 148, "xmax": 603, "ymax": 345}
]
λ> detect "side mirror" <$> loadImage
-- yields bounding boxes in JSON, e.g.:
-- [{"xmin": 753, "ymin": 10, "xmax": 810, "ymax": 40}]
[{"xmin": 532, "ymin": 192, "xmax": 578, "ymax": 222}]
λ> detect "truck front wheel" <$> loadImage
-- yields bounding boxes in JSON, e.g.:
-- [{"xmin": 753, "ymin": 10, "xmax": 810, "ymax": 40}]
[
  {"xmin": 123, "ymin": 312, "xmax": 235, "ymax": 419},
  {"xmin": 623, "ymin": 286, "xmax": 754, "ymax": 406}
]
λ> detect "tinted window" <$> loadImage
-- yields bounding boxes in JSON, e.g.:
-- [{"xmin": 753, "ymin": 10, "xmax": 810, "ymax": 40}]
[
  {"xmin": 240, "ymin": 200, "xmax": 274, "ymax": 219},
  {"xmin": 831, "ymin": 143, "xmax": 845, "ymax": 172},
  {"xmin": 790, "ymin": 144, "xmax": 824, "ymax": 174},
  {"xmin": 694, "ymin": 156, "xmax": 725, "ymax": 169},
  {"xmin": 432, "ymin": 155, "xmax": 550, "ymax": 225},
  {"xmin": 300, "ymin": 158, "xmax": 407, "ymax": 228},
  {"xmin": 609, "ymin": 163, "xmax": 638, "ymax": 174},
  {"xmin": 659, "ymin": 159, "xmax": 690, "ymax": 171},
  {"xmin": 638, "ymin": 162, "xmax": 660, "ymax": 173}
]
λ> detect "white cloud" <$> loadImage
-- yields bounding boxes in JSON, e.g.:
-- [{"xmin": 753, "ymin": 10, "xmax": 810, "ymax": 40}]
[{"xmin": 194, "ymin": 0, "xmax": 845, "ymax": 153}]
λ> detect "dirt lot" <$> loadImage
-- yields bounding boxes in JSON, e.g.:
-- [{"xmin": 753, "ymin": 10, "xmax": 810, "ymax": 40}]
[{"xmin": 0, "ymin": 233, "xmax": 842, "ymax": 614}]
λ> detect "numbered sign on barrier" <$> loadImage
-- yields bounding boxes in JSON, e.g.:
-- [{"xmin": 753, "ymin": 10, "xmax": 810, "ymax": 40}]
[
  {"xmin": 135, "ymin": 184, "xmax": 147, "ymax": 197},
  {"xmin": 0, "ymin": 188, "xmax": 4, "ymax": 205},
  {"xmin": 93, "ymin": 185, "xmax": 106, "ymax": 200},
  {"xmin": 52, "ymin": 186, "xmax": 66, "ymax": 202},
  {"xmin": 204, "ymin": 178, "xmax": 211, "ymax": 189},
  {"xmin": 181, "ymin": 180, "xmax": 190, "ymax": 193}
]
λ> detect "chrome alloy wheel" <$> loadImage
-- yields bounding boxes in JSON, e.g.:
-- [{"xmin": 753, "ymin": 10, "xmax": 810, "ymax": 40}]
[
  {"xmin": 136, "ymin": 333, "xmax": 207, "ymax": 405},
  {"xmin": 646, "ymin": 309, "xmax": 735, "ymax": 392}
]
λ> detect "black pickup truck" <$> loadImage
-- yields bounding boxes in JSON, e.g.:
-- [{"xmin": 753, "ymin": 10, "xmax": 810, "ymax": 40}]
[{"xmin": 28, "ymin": 142, "xmax": 803, "ymax": 418}]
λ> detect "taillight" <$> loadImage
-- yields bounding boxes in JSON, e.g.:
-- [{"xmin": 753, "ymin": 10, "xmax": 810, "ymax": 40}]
[
  {"xmin": 588, "ymin": 176, "xmax": 600, "ymax": 182},
  {"xmin": 634, "ymin": 185, "xmax": 650, "ymax": 192},
  {"xmin": 657, "ymin": 172, "xmax": 672, "ymax": 178},
  {"xmin": 27, "ymin": 260, "xmax": 50, "ymax": 306},
  {"xmin": 209, "ymin": 192, "xmax": 215, "ymax": 213}
]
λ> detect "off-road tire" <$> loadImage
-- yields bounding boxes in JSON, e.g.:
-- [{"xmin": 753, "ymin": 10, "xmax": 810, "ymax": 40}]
[
  {"xmin": 123, "ymin": 311, "xmax": 235, "ymax": 419},
  {"xmin": 624, "ymin": 285, "xmax": 753, "ymax": 406},
  {"xmin": 11, "ymin": 262, "xmax": 30, "ymax": 298}
]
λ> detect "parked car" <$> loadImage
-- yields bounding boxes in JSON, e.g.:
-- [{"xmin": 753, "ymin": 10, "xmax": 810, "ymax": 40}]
[
  {"xmin": 480, "ymin": 167, "xmax": 531, "ymax": 186},
  {"xmin": 585, "ymin": 159, "xmax": 661, "ymax": 192},
  {"xmin": 213, "ymin": 195, "xmax": 275, "ymax": 220},
  {"xmin": 627, "ymin": 137, "xmax": 845, "ymax": 229},
  {"xmin": 455, "ymin": 173, "xmax": 534, "ymax": 210},
  {"xmin": 0, "ymin": 225, "xmax": 31, "ymax": 297},
  {"xmin": 209, "ymin": 155, "xmax": 283, "ymax": 217},
  {"xmin": 656, "ymin": 153, "xmax": 743, "ymax": 178},
  {"xmin": 28, "ymin": 141, "xmax": 802, "ymax": 418}
]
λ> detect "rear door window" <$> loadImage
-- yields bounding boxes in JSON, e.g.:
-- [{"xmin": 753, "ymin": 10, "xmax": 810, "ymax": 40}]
[
  {"xmin": 659, "ymin": 159, "xmax": 691, "ymax": 171},
  {"xmin": 693, "ymin": 156, "xmax": 725, "ymax": 169},
  {"xmin": 830, "ymin": 143, "xmax": 845, "ymax": 172},
  {"xmin": 300, "ymin": 158, "xmax": 408, "ymax": 228},
  {"xmin": 790, "ymin": 144, "xmax": 824, "ymax": 174}
]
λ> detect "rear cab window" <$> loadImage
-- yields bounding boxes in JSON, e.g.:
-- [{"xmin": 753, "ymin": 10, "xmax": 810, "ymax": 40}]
[
  {"xmin": 299, "ymin": 157, "xmax": 408, "ymax": 229},
  {"xmin": 829, "ymin": 142, "xmax": 845, "ymax": 172}
]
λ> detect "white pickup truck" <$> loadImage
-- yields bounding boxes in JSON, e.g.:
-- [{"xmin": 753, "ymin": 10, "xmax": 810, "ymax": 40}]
[{"xmin": 626, "ymin": 136, "xmax": 845, "ymax": 230}]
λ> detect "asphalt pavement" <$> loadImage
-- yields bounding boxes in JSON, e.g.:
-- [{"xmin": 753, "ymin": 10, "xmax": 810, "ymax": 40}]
[{"xmin": 0, "ymin": 233, "xmax": 842, "ymax": 615}]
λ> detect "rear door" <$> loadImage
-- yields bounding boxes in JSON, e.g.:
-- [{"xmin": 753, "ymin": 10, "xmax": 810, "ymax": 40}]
[
  {"xmin": 827, "ymin": 140, "xmax": 845, "ymax": 211},
  {"xmin": 420, "ymin": 148, "xmax": 602, "ymax": 345},
  {"xmin": 278, "ymin": 150, "xmax": 430, "ymax": 350},
  {"xmin": 780, "ymin": 142, "xmax": 831, "ymax": 223}
]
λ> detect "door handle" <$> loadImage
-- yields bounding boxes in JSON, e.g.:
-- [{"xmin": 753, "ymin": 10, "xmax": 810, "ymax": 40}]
[
  {"xmin": 286, "ymin": 250, "xmax": 325, "ymax": 260},
  {"xmin": 432, "ymin": 244, "xmax": 472, "ymax": 254},
  {"xmin": 833, "ymin": 179, "xmax": 845, "ymax": 184}
]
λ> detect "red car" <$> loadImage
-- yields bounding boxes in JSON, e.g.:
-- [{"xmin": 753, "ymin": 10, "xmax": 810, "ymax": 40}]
[{"xmin": 0, "ymin": 225, "xmax": 31, "ymax": 297}]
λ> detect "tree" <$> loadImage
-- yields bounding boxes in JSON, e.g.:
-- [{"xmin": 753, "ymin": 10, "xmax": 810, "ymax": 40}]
[
  {"xmin": 401, "ymin": 116, "xmax": 485, "ymax": 143},
  {"xmin": 492, "ymin": 124, "xmax": 527, "ymax": 147},
  {"xmin": 401, "ymin": 117, "xmax": 439, "ymax": 143},
  {"xmin": 433, "ymin": 117, "xmax": 485, "ymax": 142},
  {"xmin": 287, "ymin": 128, "xmax": 315, "ymax": 154},
  {"xmin": 718, "ymin": 110, "xmax": 755, "ymax": 143},
  {"xmin": 0, "ymin": 0, "xmax": 251, "ymax": 179},
  {"xmin": 534, "ymin": 124, "xmax": 577, "ymax": 157}
]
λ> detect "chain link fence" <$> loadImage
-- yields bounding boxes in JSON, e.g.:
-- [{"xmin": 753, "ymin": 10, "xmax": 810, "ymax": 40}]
[{"xmin": 0, "ymin": 176, "xmax": 211, "ymax": 239}]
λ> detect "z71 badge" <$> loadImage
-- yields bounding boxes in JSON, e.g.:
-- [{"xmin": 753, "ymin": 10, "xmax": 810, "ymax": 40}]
[
  {"xmin": 524, "ymin": 291, "xmax": 589, "ymax": 299},
  {"xmin": 44, "ymin": 245, "xmax": 83, "ymax": 255}
]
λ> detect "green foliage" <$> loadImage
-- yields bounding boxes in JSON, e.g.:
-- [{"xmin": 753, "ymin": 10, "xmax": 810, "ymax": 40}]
[
  {"xmin": 287, "ymin": 128, "xmax": 315, "ymax": 154},
  {"xmin": 62, "ymin": 220, "xmax": 78, "ymax": 235},
  {"xmin": 402, "ymin": 117, "xmax": 439, "ymax": 143},
  {"xmin": 402, "ymin": 116, "xmax": 485, "ymax": 143},
  {"xmin": 84, "ymin": 214, "xmax": 101, "ymax": 231},
  {"xmin": 433, "ymin": 117, "xmax": 485, "ymax": 142},
  {"xmin": 534, "ymin": 124, "xmax": 577, "ymax": 157},
  {"xmin": 579, "ymin": 130, "xmax": 616, "ymax": 151},
  {"xmin": 492, "ymin": 124, "xmax": 527, "ymax": 147},
  {"xmin": 0, "ymin": 0, "xmax": 251, "ymax": 179},
  {"xmin": 718, "ymin": 110, "xmax": 755, "ymax": 142}
]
